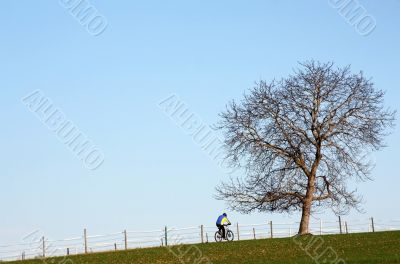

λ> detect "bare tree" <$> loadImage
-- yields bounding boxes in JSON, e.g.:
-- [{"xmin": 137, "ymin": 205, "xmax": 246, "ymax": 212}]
[{"xmin": 216, "ymin": 61, "xmax": 395, "ymax": 235}]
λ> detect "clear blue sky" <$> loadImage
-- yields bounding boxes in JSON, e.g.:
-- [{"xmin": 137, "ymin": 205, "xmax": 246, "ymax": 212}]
[{"xmin": 1, "ymin": 0, "xmax": 399, "ymax": 244}]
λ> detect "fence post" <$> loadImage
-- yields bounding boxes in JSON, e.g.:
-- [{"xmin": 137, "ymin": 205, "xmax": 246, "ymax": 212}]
[
  {"xmin": 164, "ymin": 226, "xmax": 168, "ymax": 246},
  {"xmin": 124, "ymin": 230, "xmax": 128, "ymax": 250},
  {"xmin": 270, "ymin": 221, "xmax": 273, "ymax": 238},
  {"xmin": 22, "ymin": 252, "xmax": 25, "ymax": 260},
  {"xmin": 114, "ymin": 243, "xmax": 117, "ymax": 251},
  {"xmin": 42, "ymin": 236, "xmax": 45, "ymax": 258},
  {"xmin": 338, "ymin": 216, "xmax": 342, "ymax": 234},
  {"xmin": 201, "ymin": 225, "xmax": 204, "ymax": 243},
  {"xmin": 84, "ymin": 228, "xmax": 88, "ymax": 254},
  {"xmin": 345, "ymin": 221, "xmax": 348, "ymax": 234},
  {"xmin": 206, "ymin": 233, "xmax": 209, "ymax": 243},
  {"xmin": 320, "ymin": 219, "xmax": 323, "ymax": 235},
  {"xmin": 253, "ymin": 228, "xmax": 256, "ymax": 239},
  {"xmin": 371, "ymin": 217, "xmax": 375, "ymax": 232},
  {"xmin": 236, "ymin": 223, "xmax": 240, "ymax": 241}
]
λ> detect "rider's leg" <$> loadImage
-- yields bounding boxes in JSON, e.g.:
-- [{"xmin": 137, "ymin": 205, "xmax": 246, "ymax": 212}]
[
  {"xmin": 218, "ymin": 225, "xmax": 224, "ymax": 238},
  {"xmin": 222, "ymin": 225, "xmax": 226, "ymax": 239}
]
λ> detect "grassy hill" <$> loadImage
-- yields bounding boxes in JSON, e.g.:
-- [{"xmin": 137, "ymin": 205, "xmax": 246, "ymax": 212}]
[{"xmin": 8, "ymin": 231, "xmax": 400, "ymax": 264}]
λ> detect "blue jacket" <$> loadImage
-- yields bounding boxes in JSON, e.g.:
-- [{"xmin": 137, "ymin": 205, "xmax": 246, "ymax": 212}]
[{"xmin": 216, "ymin": 214, "xmax": 229, "ymax": 225}]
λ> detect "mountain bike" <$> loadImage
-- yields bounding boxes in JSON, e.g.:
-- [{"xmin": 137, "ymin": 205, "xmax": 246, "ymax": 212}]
[{"xmin": 215, "ymin": 224, "xmax": 234, "ymax": 242}]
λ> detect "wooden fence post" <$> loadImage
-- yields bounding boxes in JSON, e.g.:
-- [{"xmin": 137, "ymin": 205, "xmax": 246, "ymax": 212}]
[
  {"xmin": 201, "ymin": 225, "xmax": 204, "ymax": 243},
  {"xmin": 320, "ymin": 219, "xmax": 323, "ymax": 235},
  {"xmin": 253, "ymin": 228, "xmax": 256, "ymax": 239},
  {"xmin": 270, "ymin": 221, "xmax": 273, "ymax": 238},
  {"xmin": 236, "ymin": 223, "xmax": 240, "ymax": 241},
  {"xmin": 345, "ymin": 221, "xmax": 348, "ymax": 234},
  {"xmin": 114, "ymin": 243, "xmax": 117, "ymax": 251},
  {"xmin": 206, "ymin": 233, "xmax": 209, "ymax": 243},
  {"xmin": 339, "ymin": 216, "xmax": 342, "ymax": 234},
  {"xmin": 84, "ymin": 228, "xmax": 88, "ymax": 254},
  {"xmin": 42, "ymin": 236, "xmax": 45, "ymax": 258},
  {"xmin": 164, "ymin": 226, "xmax": 168, "ymax": 246},
  {"xmin": 371, "ymin": 217, "xmax": 375, "ymax": 232},
  {"xmin": 67, "ymin": 248, "xmax": 70, "ymax": 255},
  {"xmin": 124, "ymin": 230, "xmax": 128, "ymax": 250}
]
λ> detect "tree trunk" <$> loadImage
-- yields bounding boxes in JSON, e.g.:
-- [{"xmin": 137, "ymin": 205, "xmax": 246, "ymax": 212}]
[
  {"xmin": 298, "ymin": 174, "xmax": 316, "ymax": 235},
  {"xmin": 298, "ymin": 198, "xmax": 312, "ymax": 235}
]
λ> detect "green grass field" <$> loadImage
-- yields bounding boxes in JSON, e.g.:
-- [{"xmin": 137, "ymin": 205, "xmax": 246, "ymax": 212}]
[{"xmin": 8, "ymin": 231, "xmax": 400, "ymax": 264}]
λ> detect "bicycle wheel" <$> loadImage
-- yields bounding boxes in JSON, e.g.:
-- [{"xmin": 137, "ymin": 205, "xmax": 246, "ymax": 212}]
[
  {"xmin": 226, "ymin": 230, "xmax": 234, "ymax": 241},
  {"xmin": 214, "ymin": 231, "xmax": 223, "ymax": 242}
]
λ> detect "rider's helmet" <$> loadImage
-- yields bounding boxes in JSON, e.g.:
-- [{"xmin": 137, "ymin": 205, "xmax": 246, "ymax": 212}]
[{"xmin": 223, "ymin": 213, "xmax": 227, "ymax": 217}]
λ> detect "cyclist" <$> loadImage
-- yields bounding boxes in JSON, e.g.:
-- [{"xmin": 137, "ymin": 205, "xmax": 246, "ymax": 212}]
[{"xmin": 216, "ymin": 213, "xmax": 231, "ymax": 239}]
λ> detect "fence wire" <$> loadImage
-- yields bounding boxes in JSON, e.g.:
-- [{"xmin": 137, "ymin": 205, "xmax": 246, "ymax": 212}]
[{"xmin": 1, "ymin": 218, "xmax": 399, "ymax": 262}]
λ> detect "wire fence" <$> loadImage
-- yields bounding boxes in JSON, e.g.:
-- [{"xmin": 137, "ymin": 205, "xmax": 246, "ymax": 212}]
[{"xmin": 1, "ymin": 217, "xmax": 399, "ymax": 262}]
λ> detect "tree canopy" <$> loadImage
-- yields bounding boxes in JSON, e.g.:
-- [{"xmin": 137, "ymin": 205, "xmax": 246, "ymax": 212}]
[{"xmin": 216, "ymin": 61, "xmax": 395, "ymax": 234}]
